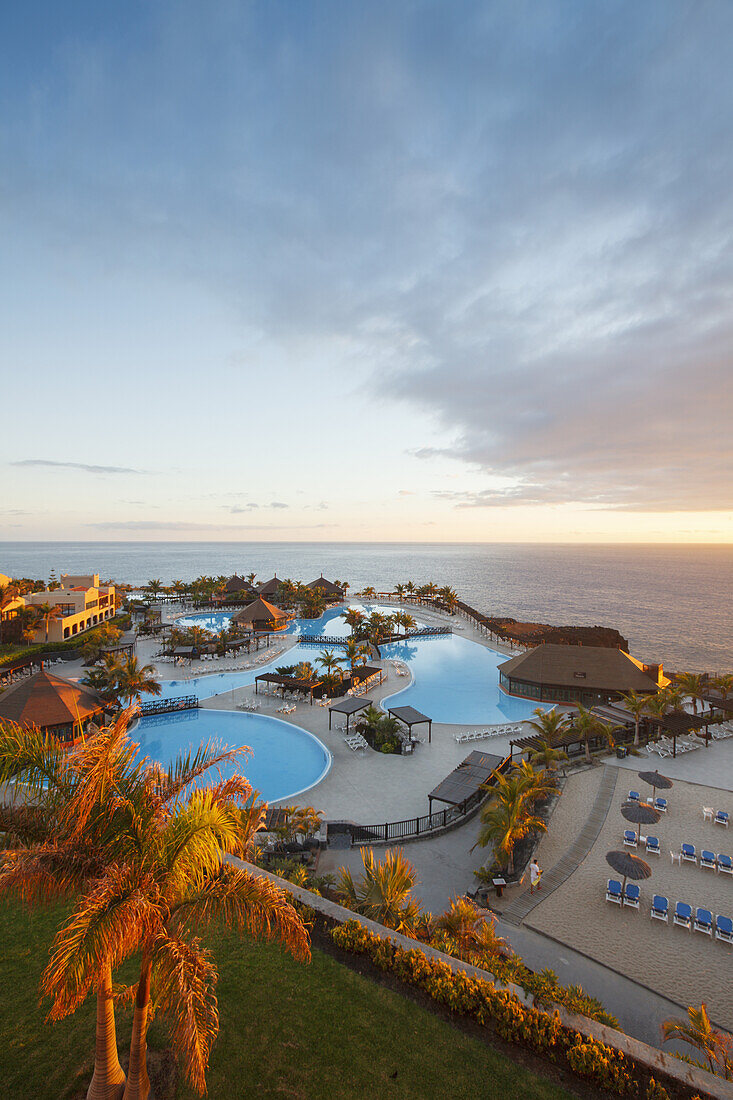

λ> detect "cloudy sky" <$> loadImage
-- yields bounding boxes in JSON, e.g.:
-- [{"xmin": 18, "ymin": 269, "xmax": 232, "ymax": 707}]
[{"xmin": 2, "ymin": 1, "xmax": 731, "ymax": 542}]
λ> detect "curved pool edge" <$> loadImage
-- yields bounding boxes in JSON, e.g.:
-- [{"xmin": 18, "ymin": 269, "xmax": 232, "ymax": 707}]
[{"xmin": 131, "ymin": 708, "xmax": 333, "ymax": 805}]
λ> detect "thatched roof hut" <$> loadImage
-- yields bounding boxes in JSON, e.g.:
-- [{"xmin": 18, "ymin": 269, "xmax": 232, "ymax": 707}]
[
  {"xmin": 257, "ymin": 575, "xmax": 280, "ymax": 598},
  {"xmin": 0, "ymin": 670, "xmax": 106, "ymax": 745},
  {"xmin": 305, "ymin": 575, "xmax": 344, "ymax": 598},
  {"xmin": 231, "ymin": 596, "xmax": 292, "ymax": 631},
  {"xmin": 499, "ymin": 643, "xmax": 663, "ymax": 706},
  {"xmin": 223, "ymin": 574, "xmax": 256, "ymax": 596}
]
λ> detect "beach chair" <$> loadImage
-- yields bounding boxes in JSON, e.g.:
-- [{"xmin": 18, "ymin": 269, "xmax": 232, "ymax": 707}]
[
  {"xmin": 654, "ymin": 797, "xmax": 668, "ymax": 814},
  {"xmin": 694, "ymin": 908, "xmax": 713, "ymax": 936},
  {"xmin": 606, "ymin": 879, "xmax": 623, "ymax": 905},
  {"xmin": 715, "ymin": 915, "xmax": 733, "ymax": 944},
  {"xmin": 714, "ymin": 811, "xmax": 730, "ymax": 828},
  {"xmin": 673, "ymin": 902, "xmax": 692, "ymax": 929},
  {"xmin": 623, "ymin": 830, "xmax": 637, "ymax": 848},
  {"xmin": 703, "ymin": 806, "xmax": 714, "ymax": 821},
  {"xmin": 717, "ymin": 853, "xmax": 733, "ymax": 875},
  {"xmin": 681, "ymin": 843, "xmax": 696, "ymax": 864},
  {"xmin": 650, "ymin": 895, "xmax": 668, "ymax": 922},
  {"xmin": 645, "ymin": 836, "xmax": 661, "ymax": 856},
  {"xmin": 700, "ymin": 850, "xmax": 717, "ymax": 871},
  {"xmin": 628, "ymin": 790, "xmax": 640, "ymax": 802},
  {"xmin": 623, "ymin": 884, "xmax": 640, "ymax": 909}
]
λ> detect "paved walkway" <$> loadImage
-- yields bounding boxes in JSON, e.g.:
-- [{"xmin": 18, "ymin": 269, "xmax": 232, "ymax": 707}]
[{"xmin": 501, "ymin": 766, "xmax": 618, "ymax": 925}]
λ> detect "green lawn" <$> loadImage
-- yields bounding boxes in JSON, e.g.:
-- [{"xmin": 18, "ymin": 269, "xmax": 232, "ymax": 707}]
[{"xmin": 0, "ymin": 901, "xmax": 573, "ymax": 1100}]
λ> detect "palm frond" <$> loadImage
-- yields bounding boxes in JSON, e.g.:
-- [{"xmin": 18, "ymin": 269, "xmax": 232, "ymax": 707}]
[
  {"xmin": 158, "ymin": 740, "xmax": 253, "ymax": 804},
  {"xmin": 152, "ymin": 933, "xmax": 219, "ymax": 1094}
]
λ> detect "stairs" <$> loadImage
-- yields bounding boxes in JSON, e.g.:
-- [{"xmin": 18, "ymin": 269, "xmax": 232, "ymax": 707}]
[{"xmin": 501, "ymin": 766, "xmax": 618, "ymax": 926}]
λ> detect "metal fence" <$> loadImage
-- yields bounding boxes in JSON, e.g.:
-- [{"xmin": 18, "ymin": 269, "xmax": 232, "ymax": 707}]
[{"xmin": 139, "ymin": 695, "xmax": 199, "ymax": 716}]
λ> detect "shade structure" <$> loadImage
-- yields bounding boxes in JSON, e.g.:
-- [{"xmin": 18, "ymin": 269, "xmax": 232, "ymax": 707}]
[
  {"xmin": 328, "ymin": 696, "xmax": 372, "ymax": 732},
  {"xmin": 638, "ymin": 770, "xmax": 673, "ymax": 791},
  {"xmin": 0, "ymin": 670, "xmax": 105, "ymax": 732},
  {"xmin": 606, "ymin": 849, "xmax": 652, "ymax": 894},
  {"xmin": 621, "ymin": 799, "xmax": 660, "ymax": 840},
  {"xmin": 231, "ymin": 596, "xmax": 292, "ymax": 630}
]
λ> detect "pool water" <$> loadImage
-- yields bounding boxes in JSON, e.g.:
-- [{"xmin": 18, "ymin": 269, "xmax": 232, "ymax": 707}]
[
  {"xmin": 135, "ymin": 709, "xmax": 331, "ymax": 803},
  {"xmin": 381, "ymin": 634, "xmax": 542, "ymax": 725}
]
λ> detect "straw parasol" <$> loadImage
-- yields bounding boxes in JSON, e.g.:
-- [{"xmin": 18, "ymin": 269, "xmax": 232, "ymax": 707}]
[
  {"xmin": 621, "ymin": 799, "xmax": 660, "ymax": 841},
  {"xmin": 638, "ymin": 770, "xmax": 673, "ymax": 791},
  {"xmin": 606, "ymin": 849, "xmax": 652, "ymax": 894}
]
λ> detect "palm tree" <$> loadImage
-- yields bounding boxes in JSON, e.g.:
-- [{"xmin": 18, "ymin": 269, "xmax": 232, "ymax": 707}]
[
  {"xmin": 17, "ymin": 714, "xmax": 311, "ymax": 1100},
  {"xmin": 335, "ymin": 848, "xmax": 426, "ymax": 936},
  {"xmin": 318, "ymin": 649, "xmax": 344, "ymax": 679},
  {"xmin": 526, "ymin": 706, "xmax": 570, "ymax": 746},
  {"xmin": 528, "ymin": 739, "xmax": 568, "ymax": 777},
  {"xmin": 360, "ymin": 586, "xmax": 377, "ymax": 600},
  {"xmin": 472, "ymin": 795, "xmax": 547, "ymax": 876},
  {"xmin": 431, "ymin": 896, "xmax": 511, "ymax": 962},
  {"xmin": 394, "ymin": 583, "xmax": 406, "ymax": 600},
  {"xmin": 712, "ymin": 674, "xmax": 733, "ymax": 702},
  {"xmin": 112, "ymin": 655, "xmax": 161, "ymax": 709},
  {"xmin": 0, "ymin": 580, "xmax": 19, "ymax": 644},
  {"xmin": 343, "ymin": 638, "xmax": 370, "ymax": 676},
  {"xmin": 662, "ymin": 1003, "xmax": 733, "ymax": 1078},
  {"xmin": 145, "ymin": 579, "xmax": 162, "ymax": 600},
  {"xmin": 618, "ymin": 690, "xmax": 651, "ymax": 748},
  {"xmin": 35, "ymin": 601, "xmax": 63, "ymax": 643},
  {"xmin": 571, "ymin": 704, "xmax": 616, "ymax": 765},
  {"xmin": 675, "ymin": 672, "xmax": 708, "ymax": 714}
]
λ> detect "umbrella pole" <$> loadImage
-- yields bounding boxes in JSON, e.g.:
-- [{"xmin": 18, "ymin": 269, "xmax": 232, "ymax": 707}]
[{"xmin": 621, "ymin": 874, "xmax": 627, "ymax": 896}]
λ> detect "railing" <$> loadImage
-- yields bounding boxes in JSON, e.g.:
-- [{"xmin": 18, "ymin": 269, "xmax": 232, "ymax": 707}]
[
  {"xmin": 139, "ymin": 695, "xmax": 198, "ymax": 716},
  {"xmin": 297, "ymin": 635, "xmax": 350, "ymax": 647}
]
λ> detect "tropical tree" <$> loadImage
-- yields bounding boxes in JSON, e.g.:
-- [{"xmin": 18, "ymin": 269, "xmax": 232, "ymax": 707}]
[
  {"xmin": 112, "ymin": 655, "xmax": 161, "ymax": 709},
  {"xmin": 317, "ymin": 648, "xmax": 344, "ymax": 679},
  {"xmin": 528, "ymin": 739, "xmax": 568, "ymax": 777},
  {"xmin": 3, "ymin": 713, "xmax": 311, "ymax": 1100},
  {"xmin": 662, "ymin": 1003, "xmax": 733, "ymax": 1078},
  {"xmin": 335, "ymin": 848, "xmax": 426, "ymax": 936},
  {"xmin": 712, "ymin": 674, "xmax": 733, "ymax": 702},
  {"xmin": 171, "ymin": 579, "xmax": 187, "ymax": 599},
  {"xmin": 144, "ymin": 579, "xmax": 162, "ymax": 600},
  {"xmin": 472, "ymin": 794, "xmax": 547, "ymax": 876},
  {"xmin": 431, "ymin": 896, "xmax": 511, "ymax": 962},
  {"xmin": 355, "ymin": 706, "xmax": 402, "ymax": 753},
  {"xmin": 0, "ymin": 580, "xmax": 19, "ymax": 643},
  {"xmin": 341, "ymin": 608, "xmax": 365, "ymax": 633},
  {"xmin": 292, "ymin": 661, "xmax": 316, "ymax": 682},
  {"xmin": 393, "ymin": 583, "xmax": 406, "ymax": 600},
  {"xmin": 360, "ymin": 586, "xmax": 377, "ymax": 600},
  {"xmin": 618, "ymin": 690, "xmax": 651, "ymax": 747},
  {"xmin": 570, "ymin": 704, "xmax": 616, "ymax": 764},
  {"xmin": 526, "ymin": 706, "xmax": 570, "ymax": 746},
  {"xmin": 34, "ymin": 601, "xmax": 64, "ymax": 643},
  {"xmin": 675, "ymin": 672, "xmax": 708, "ymax": 714},
  {"xmin": 343, "ymin": 637, "xmax": 370, "ymax": 677}
]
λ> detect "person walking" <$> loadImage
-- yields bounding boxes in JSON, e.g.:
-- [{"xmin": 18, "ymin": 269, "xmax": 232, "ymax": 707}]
[{"xmin": 529, "ymin": 857, "xmax": 542, "ymax": 894}]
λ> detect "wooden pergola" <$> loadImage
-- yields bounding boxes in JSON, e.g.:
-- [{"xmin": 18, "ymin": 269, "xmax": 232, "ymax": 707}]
[
  {"xmin": 387, "ymin": 704, "xmax": 433, "ymax": 744},
  {"xmin": 428, "ymin": 750, "xmax": 503, "ymax": 813},
  {"xmin": 328, "ymin": 696, "xmax": 373, "ymax": 732},
  {"xmin": 254, "ymin": 672, "xmax": 323, "ymax": 704}
]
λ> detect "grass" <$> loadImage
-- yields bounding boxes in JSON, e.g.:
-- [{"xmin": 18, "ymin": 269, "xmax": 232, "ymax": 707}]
[{"xmin": 0, "ymin": 900, "xmax": 574, "ymax": 1100}]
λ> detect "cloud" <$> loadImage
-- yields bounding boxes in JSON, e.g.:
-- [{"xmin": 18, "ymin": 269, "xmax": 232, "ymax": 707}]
[
  {"xmin": 0, "ymin": 509, "xmax": 31, "ymax": 516},
  {"xmin": 228, "ymin": 501, "xmax": 289, "ymax": 513},
  {"xmin": 12, "ymin": 459, "xmax": 143, "ymax": 475}
]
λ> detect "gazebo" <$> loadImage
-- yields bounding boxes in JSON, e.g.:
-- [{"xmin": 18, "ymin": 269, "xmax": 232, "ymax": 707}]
[
  {"xmin": 257, "ymin": 576, "xmax": 281, "ymax": 599},
  {"xmin": 386, "ymin": 705, "xmax": 433, "ymax": 744},
  {"xmin": 428, "ymin": 751, "xmax": 504, "ymax": 814},
  {"xmin": 254, "ymin": 672, "xmax": 323, "ymax": 703},
  {"xmin": 231, "ymin": 596, "xmax": 293, "ymax": 633},
  {"xmin": 306, "ymin": 575, "xmax": 344, "ymax": 599},
  {"xmin": 0, "ymin": 670, "xmax": 107, "ymax": 747},
  {"xmin": 328, "ymin": 696, "xmax": 373, "ymax": 732}
]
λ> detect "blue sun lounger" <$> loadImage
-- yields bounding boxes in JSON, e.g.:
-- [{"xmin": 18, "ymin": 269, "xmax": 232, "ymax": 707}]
[
  {"xmin": 715, "ymin": 915, "xmax": 733, "ymax": 944},
  {"xmin": 623, "ymin": 830, "xmax": 637, "ymax": 848},
  {"xmin": 654, "ymin": 797, "xmax": 668, "ymax": 813},
  {"xmin": 700, "ymin": 850, "xmax": 716, "ymax": 871},
  {"xmin": 674, "ymin": 901, "xmax": 692, "ymax": 929},
  {"xmin": 718, "ymin": 853, "xmax": 733, "ymax": 876},
  {"xmin": 645, "ymin": 836, "xmax": 661, "ymax": 856},
  {"xmin": 715, "ymin": 810, "xmax": 730, "ymax": 828},
  {"xmin": 694, "ymin": 908, "xmax": 713, "ymax": 936},
  {"xmin": 628, "ymin": 790, "xmax": 640, "ymax": 802},
  {"xmin": 623, "ymin": 883, "xmax": 640, "ymax": 909},
  {"xmin": 650, "ymin": 895, "xmax": 668, "ymax": 922},
  {"xmin": 680, "ymin": 843, "xmax": 696, "ymax": 864},
  {"xmin": 606, "ymin": 879, "xmax": 623, "ymax": 905}
]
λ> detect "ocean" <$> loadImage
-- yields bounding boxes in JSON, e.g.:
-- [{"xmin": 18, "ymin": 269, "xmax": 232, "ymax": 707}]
[{"xmin": 0, "ymin": 542, "xmax": 730, "ymax": 673}]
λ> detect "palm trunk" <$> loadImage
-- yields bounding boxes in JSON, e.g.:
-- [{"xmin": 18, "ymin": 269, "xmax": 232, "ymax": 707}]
[
  {"xmin": 634, "ymin": 717, "xmax": 640, "ymax": 747},
  {"xmin": 87, "ymin": 962, "xmax": 126, "ymax": 1100},
  {"xmin": 123, "ymin": 954, "xmax": 152, "ymax": 1100},
  {"xmin": 584, "ymin": 737, "xmax": 591, "ymax": 764}
]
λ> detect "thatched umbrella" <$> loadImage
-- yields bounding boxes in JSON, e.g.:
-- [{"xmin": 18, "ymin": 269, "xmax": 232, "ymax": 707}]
[
  {"xmin": 606, "ymin": 849, "xmax": 652, "ymax": 895},
  {"xmin": 621, "ymin": 799, "xmax": 660, "ymax": 841},
  {"xmin": 638, "ymin": 770, "xmax": 673, "ymax": 792}
]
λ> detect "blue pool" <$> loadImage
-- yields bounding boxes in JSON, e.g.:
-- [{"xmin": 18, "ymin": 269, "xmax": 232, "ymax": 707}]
[
  {"xmin": 135, "ymin": 709, "xmax": 331, "ymax": 803},
  {"xmin": 381, "ymin": 634, "xmax": 543, "ymax": 725}
]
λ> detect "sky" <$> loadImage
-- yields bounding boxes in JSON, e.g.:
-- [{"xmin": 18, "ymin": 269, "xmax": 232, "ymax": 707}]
[{"xmin": 1, "ymin": 0, "xmax": 732, "ymax": 543}]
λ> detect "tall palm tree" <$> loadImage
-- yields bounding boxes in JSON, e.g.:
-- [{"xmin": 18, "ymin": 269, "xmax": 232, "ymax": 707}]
[
  {"xmin": 343, "ymin": 638, "xmax": 370, "ymax": 676},
  {"xmin": 618, "ymin": 690, "xmax": 651, "ymax": 747},
  {"xmin": 675, "ymin": 672, "xmax": 708, "ymax": 714},
  {"xmin": 662, "ymin": 1003, "xmax": 733, "ymax": 1078},
  {"xmin": 317, "ymin": 649, "xmax": 344, "ymax": 679},
  {"xmin": 35, "ymin": 601, "xmax": 63, "ymax": 643},
  {"xmin": 341, "ymin": 608, "xmax": 365, "ymax": 634},
  {"xmin": 13, "ymin": 715, "xmax": 310, "ymax": 1100},
  {"xmin": 335, "ymin": 848, "xmax": 425, "ymax": 936},
  {"xmin": 112, "ymin": 655, "xmax": 161, "ymax": 709},
  {"xmin": 471, "ymin": 796, "xmax": 547, "ymax": 875},
  {"xmin": 526, "ymin": 706, "xmax": 570, "ymax": 746},
  {"xmin": 145, "ymin": 579, "xmax": 162, "ymax": 600},
  {"xmin": 712, "ymin": 674, "xmax": 733, "ymax": 702},
  {"xmin": 571, "ymin": 704, "xmax": 616, "ymax": 764},
  {"xmin": 0, "ymin": 581, "xmax": 19, "ymax": 644}
]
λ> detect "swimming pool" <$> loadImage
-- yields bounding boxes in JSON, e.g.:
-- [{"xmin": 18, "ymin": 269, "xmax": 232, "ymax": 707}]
[
  {"xmin": 381, "ymin": 634, "xmax": 543, "ymax": 725},
  {"xmin": 174, "ymin": 603, "xmax": 423, "ymax": 639},
  {"xmin": 135, "ymin": 709, "xmax": 331, "ymax": 803}
]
